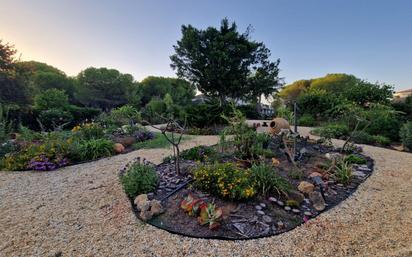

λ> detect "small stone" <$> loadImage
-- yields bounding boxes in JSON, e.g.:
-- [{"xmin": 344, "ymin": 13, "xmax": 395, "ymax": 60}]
[
  {"xmin": 309, "ymin": 191, "xmax": 326, "ymax": 211},
  {"xmin": 139, "ymin": 210, "xmax": 153, "ymax": 221},
  {"xmin": 284, "ymin": 206, "xmax": 291, "ymax": 211},
  {"xmin": 259, "ymin": 203, "xmax": 266, "ymax": 208},
  {"xmin": 257, "ymin": 210, "xmax": 265, "ymax": 215},
  {"xmin": 304, "ymin": 211, "xmax": 312, "ymax": 216},
  {"xmin": 325, "ymin": 152, "xmax": 342, "ymax": 161},
  {"xmin": 276, "ymin": 200, "xmax": 284, "ymax": 207},
  {"xmin": 287, "ymin": 190, "xmax": 305, "ymax": 204},
  {"xmin": 134, "ymin": 194, "xmax": 148, "ymax": 210},
  {"xmin": 353, "ymin": 170, "xmax": 366, "ymax": 178},
  {"xmin": 309, "ymin": 172, "xmax": 323, "ymax": 178},
  {"xmin": 150, "ymin": 200, "xmax": 164, "ymax": 216},
  {"xmin": 255, "ymin": 205, "xmax": 262, "ymax": 210},
  {"xmin": 277, "ymin": 221, "xmax": 285, "ymax": 229},
  {"xmin": 303, "ymin": 198, "xmax": 310, "ymax": 204},
  {"xmin": 292, "ymin": 208, "xmax": 300, "ymax": 214},
  {"xmin": 262, "ymin": 215, "xmax": 273, "ymax": 224},
  {"xmin": 147, "ymin": 192, "xmax": 154, "ymax": 199},
  {"xmin": 268, "ymin": 197, "xmax": 277, "ymax": 203},
  {"xmin": 113, "ymin": 143, "xmax": 125, "ymax": 153},
  {"xmin": 298, "ymin": 181, "xmax": 315, "ymax": 194}
]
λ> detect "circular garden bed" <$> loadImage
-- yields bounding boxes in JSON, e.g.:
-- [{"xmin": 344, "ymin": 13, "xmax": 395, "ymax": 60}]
[{"xmin": 120, "ymin": 131, "xmax": 374, "ymax": 240}]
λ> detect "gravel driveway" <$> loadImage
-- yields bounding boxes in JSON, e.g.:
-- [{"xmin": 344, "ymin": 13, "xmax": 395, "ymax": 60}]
[{"xmin": 0, "ymin": 131, "xmax": 411, "ymax": 257}]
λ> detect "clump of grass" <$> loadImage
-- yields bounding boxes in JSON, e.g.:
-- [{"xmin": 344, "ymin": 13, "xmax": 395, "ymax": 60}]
[
  {"xmin": 133, "ymin": 132, "xmax": 191, "ymax": 149},
  {"xmin": 334, "ymin": 160, "xmax": 353, "ymax": 185}
]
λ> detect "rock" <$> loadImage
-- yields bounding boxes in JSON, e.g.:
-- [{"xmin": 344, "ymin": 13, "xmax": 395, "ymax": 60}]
[
  {"xmin": 325, "ymin": 152, "xmax": 342, "ymax": 161},
  {"xmin": 134, "ymin": 194, "xmax": 148, "ymax": 210},
  {"xmin": 259, "ymin": 203, "xmax": 266, "ymax": 208},
  {"xmin": 150, "ymin": 200, "xmax": 165, "ymax": 216},
  {"xmin": 309, "ymin": 172, "xmax": 323, "ymax": 178},
  {"xmin": 113, "ymin": 143, "xmax": 125, "ymax": 153},
  {"xmin": 147, "ymin": 192, "xmax": 154, "ymax": 199},
  {"xmin": 257, "ymin": 210, "xmax": 265, "ymax": 215},
  {"xmin": 304, "ymin": 211, "xmax": 312, "ymax": 216},
  {"xmin": 262, "ymin": 215, "xmax": 273, "ymax": 224},
  {"xmin": 115, "ymin": 136, "xmax": 136, "ymax": 147},
  {"xmin": 255, "ymin": 205, "xmax": 262, "ymax": 210},
  {"xmin": 309, "ymin": 191, "xmax": 326, "ymax": 211},
  {"xmin": 353, "ymin": 170, "xmax": 366, "ymax": 178},
  {"xmin": 233, "ymin": 223, "xmax": 246, "ymax": 234},
  {"xmin": 277, "ymin": 221, "xmax": 285, "ymax": 229},
  {"xmin": 287, "ymin": 190, "xmax": 305, "ymax": 204},
  {"xmin": 303, "ymin": 198, "xmax": 310, "ymax": 204},
  {"xmin": 268, "ymin": 197, "xmax": 277, "ymax": 203},
  {"xmin": 298, "ymin": 181, "xmax": 315, "ymax": 194},
  {"xmin": 139, "ymin": 210, "xmax": 153, "ymax": 221},
  {"xmin": 276, "ymin": 200, "xmax": 284, "ymax": 207},
  {"xmin": 284, "ymin": 206, "xmax": 291, "ymax": 211},
  {"xmin": 300, "ymin": 147, "xmax": 309, "ymax": 155},
  {"xmin": 292, "ymin": 208, "xmax": 301, "ymax": 214}
]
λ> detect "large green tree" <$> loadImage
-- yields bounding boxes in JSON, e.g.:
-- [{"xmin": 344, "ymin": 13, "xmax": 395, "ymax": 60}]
[
  {"xmin": 75, "ymin": 67, "xmax": 135, "ymax": 110},
  {"xmin": 0, "ymin": 40, "xmax": 30, "ymax": 106},
  {"xmin": 136, "ymin": 76, "xmax": 196, "ymax": 107},
  {"xmin": 170, "ymin": 18, "xmax": 281, "ymax": 103}
]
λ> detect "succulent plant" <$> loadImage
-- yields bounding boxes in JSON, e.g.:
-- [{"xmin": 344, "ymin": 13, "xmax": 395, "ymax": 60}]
[
  {"xmin": 198, "ymin": 203, "xmax": 223, "ymax": 230},
  {"xmin": 180, "ymin": 194, "xmax": 205, "ymax": 216}
]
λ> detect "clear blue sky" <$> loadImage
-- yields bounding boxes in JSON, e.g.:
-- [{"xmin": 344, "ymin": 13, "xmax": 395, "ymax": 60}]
[{"xmin": 1, "ymin": 0, "xmax": 411, "ymax": 90}]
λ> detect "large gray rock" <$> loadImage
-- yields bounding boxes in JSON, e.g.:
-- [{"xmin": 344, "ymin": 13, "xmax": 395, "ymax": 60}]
[{"xmin": 309, "ymin": 191, "xmax": 325, "ymax": 211}]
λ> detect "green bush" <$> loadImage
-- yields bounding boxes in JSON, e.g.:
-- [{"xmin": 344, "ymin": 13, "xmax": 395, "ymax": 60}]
[
  {"xmin": 180, "ymin": 145, "xmax": 217, "ymax": 162},
  {"xmin": 333, "ymin": 160, "xmax": 353, "ymax": 185},
  {"xmin": 66, "ymin": 105, "xmax": 101, "ymax": 125},
  {"xmin": 34, "ymin": 89, "xmax": 69, "ymax": 110},
  {"xmin": 371, "ymin": 135, "xmax": 391, "ymax": 146},
  {"xmin": 193, "ymin": 162, "xmax": 256, "ymax": 200},
  {"xmin": 298, "ymin": 113, "xmax": 317, "ymax": 126},
  {"xmin": 351, "ymin": 130, "xmax": 374, "ymax": 144},
  {"xmin": 344, "ymin": 154, "xmax": 367, "ymax": 165},
  {"xmin": 120, "ymin": 162, "xmax": 158, "ymax": 198},
  {"xmin": 38, "ymin": 109, "xmax": 73, "ymax": 130},
  {"xmin": 311, "ymin": 123, "xmax": 349, "ymax": 139},
  {"xmin": 69, "ymin": 139, "xmax": 113, "ymax": 161},
  {"xmin": 185, "ymin": 101, "xmax": 230, "ymax": 128},
  {"xmin": 400, "ymin": 122, "xmax": 412, "ymax": 151},
  {"xmin": 72, "ymin": 123, "xmax": 105, "ymax": 140},
  {"xmin": 250, "ymin": 163, "xmax": 292, "ymax": 196}
]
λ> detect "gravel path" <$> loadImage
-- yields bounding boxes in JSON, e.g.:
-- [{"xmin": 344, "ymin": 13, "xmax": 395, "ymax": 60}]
[{"xmin": 1, "ymin": 131, "xmax": 411, "ymax": 257}]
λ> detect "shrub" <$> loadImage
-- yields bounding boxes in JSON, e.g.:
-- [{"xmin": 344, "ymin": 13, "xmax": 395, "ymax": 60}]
[
  {"xmin": 72, "ymin": 122, "xmax": 105, "ymax": 140},
  {"xmin": 69, "ymin": 139, "xmax": 113, "ymax": 161},
  {"xmin": 185, "ymin": 100, "xmax": 230, "ymax": 128},
  {"xmin": 400, "ymin": 122, "xmax": 412, "ymax": 151},
  {"xmin": 3, "ymin": 145, "xmax": 39, "ymax": 171},
  {"xmin": 34, "ymin": 89, "xmax": 69, "ymax": 110},
  {"xmin": 193, "ymin": 162, "xmax": 256, "ymax": 200},
  {"xmin": 120, "ymin": 163, "xmax": 158, "ymax": 198},
  {"xmin": 311, "ymin": 123, "xmax": 349, "ymax": 139},
  {"xmin": 250, "ymin": 163, "xmax": 292, "ymax": 196},
  {"xmin": 275, "ymin": 106, "xmax": 294, "ymax": 124},
  {"xmin": 333, "ymin": 160, "xmax": 353, "ymax": 185},
  {"xmin": 66, "ymin": 105, "xmax": 101, "ymax": 125},
  {"xmin": 351, "ymin": 130, "xmax": 374, "ymax": 144},
  {"xmin": 344, "ymin": 154, "xmax": 367, "ymax": 165},
  {"xmin": 371, "ymin": 135, "xmax": 391, "ymax": 146},
  {"xmin": 298, "ymin": 113, "xmax": 317, "ymax": 127},
  {"xmin": 0, "ymin": 141, "xmax": 18, "ymax": 158},
  {"xmin": 38, "ymin": 108, "xmax": 73, "ymax": 130},
  {"xmin": 180, "ymin": 145, "xmax": 217, "ymax": 162}
]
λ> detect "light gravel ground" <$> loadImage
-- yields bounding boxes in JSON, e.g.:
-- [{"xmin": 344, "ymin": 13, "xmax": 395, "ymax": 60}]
[{"xmin": 0, "ymin": 129, "xmax": 411, "ymax": 257}]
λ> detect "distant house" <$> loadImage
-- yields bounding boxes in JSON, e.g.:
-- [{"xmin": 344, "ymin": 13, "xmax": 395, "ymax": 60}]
[
  {"xmin": 393, "ymin": 89, "xmax": 412, "ymax": 102},
  {"xmin": 191, "ymin": 94, "xmax": 274, "ymax": 117}
]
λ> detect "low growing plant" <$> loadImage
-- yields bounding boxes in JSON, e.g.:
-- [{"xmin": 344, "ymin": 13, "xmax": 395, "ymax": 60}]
[
  {"xmin": 344, "ymin": 154, "xmax": 366, "ymax": 165},
  {"xmin": 193, "ymin": 162, "xmax": 256, "ymax": 200},
  {"xmin": 120, "ymin": 162, "xmax": 158, "ymax": 198},
  {"xmin": 180, "ymin": 145, "xmax": 217, "ymax": 162},
  {"xmin": 250, "ymin": 163, "xmax": 292, "ymax": 196},
  {"xmin": 333, "ymin": 160, "xmax": 353, "ymax": 185},
  {"xmin": 69, "ymin": 138, "xmax": 114, "ymax": 161},
  {"xmin": 198, "ymin": 203, "xmax": 223, "ymax": 230}
]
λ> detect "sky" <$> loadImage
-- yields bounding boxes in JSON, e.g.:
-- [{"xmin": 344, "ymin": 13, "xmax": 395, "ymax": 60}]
[{"xmin": 1, "ymin": 0, "xmax": 411, "ymax": 91}]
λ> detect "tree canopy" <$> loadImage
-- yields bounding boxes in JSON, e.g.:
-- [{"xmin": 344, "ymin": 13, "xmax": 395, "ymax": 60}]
[
  {"xmin": 170, "ymin": 18, "xmax": 281, "ymax": 103},
  {"xmin": 75, "ymin": 67, "xmax": 135, "ymax": 110}
]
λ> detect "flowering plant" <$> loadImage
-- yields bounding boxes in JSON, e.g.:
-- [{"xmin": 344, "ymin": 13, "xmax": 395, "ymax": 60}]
[{"xmin": 27, "ymin": 154, "xmax": 68, "ymax": 171}]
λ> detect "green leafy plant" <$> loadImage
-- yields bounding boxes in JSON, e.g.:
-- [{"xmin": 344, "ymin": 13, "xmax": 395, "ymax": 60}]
[
  {"xmin": 371, "ymin": 135, "xmax": 391, "ymax": 146},
  {"xmin": 400, "ymin": 122, "xmax": 412, "ymax": 151},
  {"xmin": 198, "ymin": 203, "xmax": 223, "ymax": 230},
  {"xmin": 120, "ymin": 162, "xmax": 158, "ymax": 198},
  {"xmin": 311, "ymin": 123, "xmax": 349, "ymax": 139},
  {"xmin": 298, "ymin": 113, "xmax": 317, "ymax": 127},
  {"xmin": 333, "ymin": 160, "xmax": 353, "ymax": 185},
  {"xmin": 344, "ymin": 154, "xmax": 367, "ymax": 165},
  {"xmin": 72, "ymin": 122, "xmax": 105, "ymax": 140},
  {"xmin": 250, "ymin": 163, "xmax": 292, "ymax": 196},
  {"xmin": 193, "ymin": 162, "xmax": 256, "ymax": 200},
  {"xmin": 69, "ymin": 139, "xmax": 113, "ymax": 161},
  {"xmin": 180, "ymin": 145, "xmax": 217, "ymax": 162}
]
